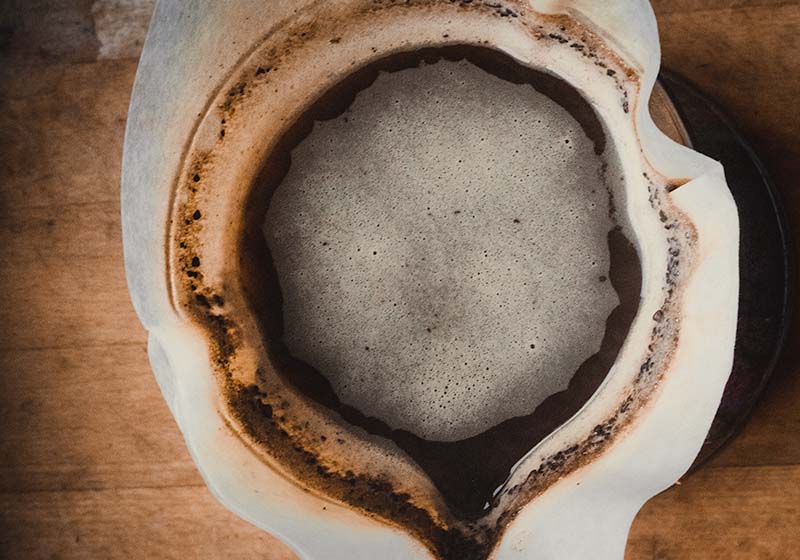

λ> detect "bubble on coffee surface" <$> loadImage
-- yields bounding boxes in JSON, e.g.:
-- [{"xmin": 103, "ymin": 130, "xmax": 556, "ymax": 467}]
[{"xmin": 264, "ymin": 58, "xmax": 620, "ymax": 441}]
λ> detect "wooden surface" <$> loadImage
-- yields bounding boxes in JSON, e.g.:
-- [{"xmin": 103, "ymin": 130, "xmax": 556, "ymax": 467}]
[{"xmin": 0, "ymin": 2, "xmax": 798, "ymax": 558}]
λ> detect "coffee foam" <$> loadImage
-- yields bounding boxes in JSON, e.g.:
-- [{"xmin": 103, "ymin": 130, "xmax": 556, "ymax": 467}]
[{"xmin": 263, "ymin": 58, "xmax": 623, "ymax": 441}]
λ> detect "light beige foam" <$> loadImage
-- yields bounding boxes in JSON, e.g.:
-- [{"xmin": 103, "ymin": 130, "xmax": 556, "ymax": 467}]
[{"xmin": 264, "ymin": 58, "xmax": 623, "ymax": 441}]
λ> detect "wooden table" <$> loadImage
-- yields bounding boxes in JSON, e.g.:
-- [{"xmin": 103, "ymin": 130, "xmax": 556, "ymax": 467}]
[{"xmin": 1, "ymin": 2, "xmax": 797, "ymax": 558}]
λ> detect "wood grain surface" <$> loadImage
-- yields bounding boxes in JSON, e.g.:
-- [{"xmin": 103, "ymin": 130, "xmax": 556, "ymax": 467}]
[{"xmin": 0, "ymin": 2, "xmax": 798, "ymax": 559}]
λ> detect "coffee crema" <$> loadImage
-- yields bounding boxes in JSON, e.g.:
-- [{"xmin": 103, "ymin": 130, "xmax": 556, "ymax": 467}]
[{"xmin": 246, "ymin": 47, "xmax": 641, "ymax": 519}]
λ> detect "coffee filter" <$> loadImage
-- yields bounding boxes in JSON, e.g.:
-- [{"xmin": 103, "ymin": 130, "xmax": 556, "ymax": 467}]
[{"xmin": 122, "ymin": 1, "xmax": 738, "ymax": 559}]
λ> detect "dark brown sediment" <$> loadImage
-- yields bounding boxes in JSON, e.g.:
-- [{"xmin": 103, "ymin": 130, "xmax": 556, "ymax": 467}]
[{"xmin": 236, "ymin": 45, "xmax": 642, "ymax": 519}]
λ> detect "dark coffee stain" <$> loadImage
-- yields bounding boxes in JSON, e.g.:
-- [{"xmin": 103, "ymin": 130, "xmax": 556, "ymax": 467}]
[
  {"xmin": 666, "ymin": 177, "xmax": 691, "ymax": 192},
  {"xmin": 229, "ymin": 382, "xmax": 495, "ymax": 560}
]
